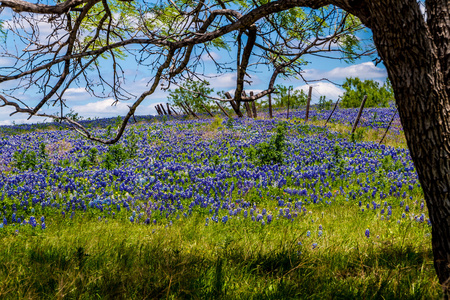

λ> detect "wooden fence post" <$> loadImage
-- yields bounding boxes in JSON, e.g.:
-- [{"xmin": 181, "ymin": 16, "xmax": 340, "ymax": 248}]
[
  {"xmin": 287, "ymin": 87, "xmax": 291, "ymax": 119},
  {"xmin": 184, "ymin": 101, "xmax": 199, "ymax": 119},
  {"xmin": 166, "ymin": 103, "xmax": 175, "ymax": 116},
  {"xmin": 159, "ymin": 104, "xmax": 168, "ymax": 115},
  {"xmin": 154, "ymin": 105, "xmax": 160, "ymax": 115},
  {"xmin": 351, "ymin": 95, "xmax": 368, "ymax": 134},
  {"xmin": 201, "ymin": 103, "xmax": 214, "ymax": 117},
  {"xmin": 179, "ymin": 102, "xmax": 191, "ymax": 117},
  {"xmin": 244, "ymin": 102, "xmax": 252, "ymax": 117},
  {"xmin": 242, "ymin": 91, "xmax": 253, "ymax": 118},
  {"xmin": 216, "ymin": 101, "xmax": 231, "ymax": 118},
  {"xmin": 250, "ymin": 91, "xmax": 257, "ymax": 118},
  {"xmin": 268, "ymin": 93, "xmax": 273, "ymax": 118},
  {"xmin": 379, "ymin": 109, "xmax": 397, "ymax": 144},
  {"xmin": 305, "ymin": 86, "xmax": 312, "ymax": 122},
  {"xmin": 324, "ymin": 98, "xmax": 341, "ymax": 126}
]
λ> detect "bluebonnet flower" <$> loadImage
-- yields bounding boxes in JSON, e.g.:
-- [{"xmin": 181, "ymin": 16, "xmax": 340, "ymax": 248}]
[
  {"xmin": 29, "ymin": 216, "xmax": 37, "ymax": 228},
  {"xmin": 312, "ymin": 243, "xmax": 318, "ymax": 249},
  {"xmin": 306, "ymin": 231, "xmax": 311, "ymax": 237},
  {"xmin": 365, "ymin": 229, "xmax": 370, "ymax": 238},
  {"xmin": 221, "ymin": 215, "xmax": 228, "ymax": 223},
  {"xmin": 318, "ymin": 230, "xmax": 323, "ymax": 237}
]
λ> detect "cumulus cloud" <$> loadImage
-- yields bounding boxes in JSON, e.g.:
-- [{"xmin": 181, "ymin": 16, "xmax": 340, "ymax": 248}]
[
  {"xmin": 201, "ymin": 51, "xmax": 221, "ymax": 62},
  {"xmin": 71, "ymin": 98, "xmax": 166, "ymax": 118},
  {"xmin": 202, "ymin": 73, "xmax": 261, "ymax": 89},
  {"xmin": 65, "ymin": 87, "xmax": 87, "ymax": 94},
  {"xmin": 303, "ymin": 62, "xmax": 387, "ymax": 81},
  {"xmin": 0, "ymin": 106, "xmax": 50, "ymax": 125},
  {"xmin": 72, "ymin": 98, "xmax": 130, "ymax": 117},
  {"xmin": 295, "ymin": 82, "xmax": 344, "ymax": 102}
]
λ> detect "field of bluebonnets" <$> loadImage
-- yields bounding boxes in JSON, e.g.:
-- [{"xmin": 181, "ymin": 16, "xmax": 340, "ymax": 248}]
[{"xmin": 0, "ymin": 106, "xmax": 443, "ymax": 299}]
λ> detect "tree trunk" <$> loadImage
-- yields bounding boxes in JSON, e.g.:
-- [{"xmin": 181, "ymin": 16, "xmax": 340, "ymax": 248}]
[
  {"xmin": 225, "ymin": 92, "xmax": 243, "ymax": 117},
  {"xmin": 353, "ymin": 0, "xmax": 450, "ymax": 293}
]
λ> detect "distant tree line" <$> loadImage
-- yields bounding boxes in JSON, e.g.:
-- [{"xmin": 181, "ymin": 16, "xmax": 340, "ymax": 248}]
[{"xmin": 168, "ymin": 77, "xmax": 393, "ymax": 115}]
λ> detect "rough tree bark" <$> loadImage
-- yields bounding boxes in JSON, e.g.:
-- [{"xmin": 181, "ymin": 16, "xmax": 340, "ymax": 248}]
[{"xmin": 331, "ymin": 0, "xmax": 450, "ymax": 293}]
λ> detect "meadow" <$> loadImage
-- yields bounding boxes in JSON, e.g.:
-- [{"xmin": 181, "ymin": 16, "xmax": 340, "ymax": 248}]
[{"xmin": 0, "ymin": 106, "xmax": 443, "ymax": 299}]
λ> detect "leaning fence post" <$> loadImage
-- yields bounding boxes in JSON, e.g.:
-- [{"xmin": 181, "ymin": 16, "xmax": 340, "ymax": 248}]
[
  {"xmin": 155, "ymin": 105, "xmax": 162, "ymax": 115},
  {"xmin": 166, "ymin": 103, "xmax": 176, "ymax": 116},
  {"xmin": 184, "ymin": 101, "xmax": 199, "ymax": 119},
  {"xmin": 179, "ymin": 102, "xmax": 193, "ymax": 117},
  {"xmin": 201, "ymin": 103, "xmax": 214, "ymax": 117},
  {"xmin": 216, "ymin": 101, "xmax": 230, "ymax": 118},
  {"xmin": 160, "ymin": 104, "xmax": 168, "ymax": 115},
  {"xmin": 379, "ymin": 109, "xmax": 397, "ymax": 144},
  {"xmin": 324, "ymin": 98, "xmax": 341, "ymax": 126},
  {"xmin": 305, "ymin": 86, "xmax": 312, "ymax": 122},
  {"xmin": 351, "ymin": 95, "xmax": 368, "ymax": 134}
]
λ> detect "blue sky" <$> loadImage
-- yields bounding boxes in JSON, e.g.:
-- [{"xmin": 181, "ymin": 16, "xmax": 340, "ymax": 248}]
[{"xmin": 0, "ymin": 9, "xmax": 389, "ymax": 126}]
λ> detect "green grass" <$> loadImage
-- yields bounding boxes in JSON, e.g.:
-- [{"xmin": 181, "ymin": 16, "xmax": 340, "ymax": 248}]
[{"xmin": 0, "ymin": 201, "xmax": 441, "ymax": 299}]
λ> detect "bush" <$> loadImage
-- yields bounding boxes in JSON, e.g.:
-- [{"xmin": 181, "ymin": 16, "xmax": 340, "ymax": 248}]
[
  {"xmin": 12, "ymin": 143, "xmax": 50, "ymax": 171},
  {"xmin": 102, "ymin": 144, "xmax": 129, "ymax": 169},
  {"xmin": 247, "ymin": 122, "xmax": 287, "ymax": 166}
]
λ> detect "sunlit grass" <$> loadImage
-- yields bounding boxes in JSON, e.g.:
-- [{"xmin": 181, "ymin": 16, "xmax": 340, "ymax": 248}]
[{"xmin": 0, "ymin": 197, "xmax": 441, "ymax": 299}]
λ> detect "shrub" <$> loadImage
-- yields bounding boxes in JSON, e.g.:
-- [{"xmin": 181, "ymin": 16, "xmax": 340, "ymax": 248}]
[{"xmin": 247, "ymin": 122, "xmax": 287, "ymax": 166}]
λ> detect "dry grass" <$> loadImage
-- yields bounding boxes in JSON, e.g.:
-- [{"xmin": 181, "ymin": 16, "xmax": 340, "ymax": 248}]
[{"xmin": 306, "ymin": 119, "xmax": 407, "ymax": 148}]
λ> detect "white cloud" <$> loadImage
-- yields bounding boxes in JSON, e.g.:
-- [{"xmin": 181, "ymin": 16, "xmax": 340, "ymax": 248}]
[
  {"xmin": 203, "ymin": 72, "xmax": 261, "ymax": 89},
  {"xmin": 65, "ymin": 87, "xmax": 87, "ymax": 94},
  {"xmin": 202, "ymin": 51, "xmax": 221, "ymax": 62},
  {"xmin": 303, "ymin": 62, "xmax": 387, "ymax": 81},
  {"xmin": 295, "ymin": 82, "xmax": 344, "ymax": 102},
  {"xmin": 0, "ymin": 106, "xmax": 50, "ymax": 125},
  {"xmin": 72, "ymin": 98, "xmax": 130, "ymax": 117},
  {"xmin": 205, "ymin": 73, "xmax": 236, "ymax": 88},
  {"xmin": 71, "ymin": 98, "xmax": 167, "ymax": 118}
]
